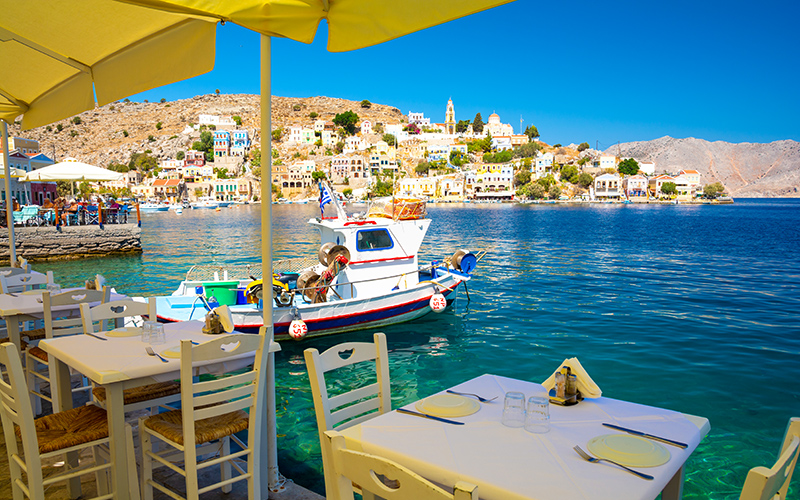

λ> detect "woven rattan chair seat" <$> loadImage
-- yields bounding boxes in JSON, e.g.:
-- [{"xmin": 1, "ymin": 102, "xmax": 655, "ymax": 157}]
[
  {"xmin": 92, "ymin": 381, "xmax": 181, "ymax": 405},
  {"xmin": 22, "ymin": 327, "xmax": 46, "ymax": 340},
  {"xmin": 16, "ymin": 404, "xmax": 109, "ymax": 454},
  {"xmin": 143, "ymin": 408, "xmax": 249, "ymax": 446},
  {"xmin": 27, "ymin": 345, "xmax": 47, "ymax": 361}
]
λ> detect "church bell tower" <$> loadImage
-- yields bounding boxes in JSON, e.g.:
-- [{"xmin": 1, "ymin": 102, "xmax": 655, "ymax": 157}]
[{"xmin": 445, "ymin": 98, "xmax": 456, "ymax": 135}]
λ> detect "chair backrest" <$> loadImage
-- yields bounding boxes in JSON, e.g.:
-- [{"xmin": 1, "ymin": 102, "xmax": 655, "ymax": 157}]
[
  {"xmin": 80, "ymin": 297, "xmax": 157, "ymax": 333},
  {"xmin": 741, "ymin": 417, "xmax": 800, "ymax": 500},
  {"xmin": 44, "ymin": 288, "xmax": 110, "ymax": 339},
  {"xmin": 304, "ymin": 332, "xmax": 390, "ymax": 438},
  {"xmin": 0, "ymin": 266, "xmax": 27, "ymax": 278},
  {"xmin": 323, "ymin": 430, "xmax": 478, "ymax": 500},
  {"xmin": 0, "ymin": 271, "xmax": 54, "ymax": 294},
  {"xmin": 178, "ymin": 334, "xmax": 263, "ymax": 454},
  {"xmin": 0, "ymin": 342, "xmax": 46, "ymax": 487},
  {"xmin": 22, "ymin": 206, "xmax": 38, "ymax": 219}
]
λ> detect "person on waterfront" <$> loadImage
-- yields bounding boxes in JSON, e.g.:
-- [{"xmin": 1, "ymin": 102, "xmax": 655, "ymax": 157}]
[
  {"xmin": 61, "ymin": 199, "xmax": 80, "ymax": 225},
  {"xmin": 41, "ymin": 197, "xmax": 55, "ymax": 209},
  {"xmin": 12, "ymin": 198, "xmax": 20, "ymax": 211}
]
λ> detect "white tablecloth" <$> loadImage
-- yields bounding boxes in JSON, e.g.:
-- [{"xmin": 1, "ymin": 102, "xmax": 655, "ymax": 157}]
[
  {"xmin": 0, "ymin": 287, "xmax": 127, "ymax": 317},
  {"xmin": 342, "ymin": 374, "xmax": 709, "ymax": 500}
]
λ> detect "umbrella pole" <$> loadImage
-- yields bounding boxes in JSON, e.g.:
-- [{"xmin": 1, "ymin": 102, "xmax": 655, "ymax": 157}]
[
  {"xmin": 260, "ymin": 34, "xmax": 281, "ymax": 497},
  {"xmin": 2, "ymin": 120, "xmax": 17, "ymax": 264}
]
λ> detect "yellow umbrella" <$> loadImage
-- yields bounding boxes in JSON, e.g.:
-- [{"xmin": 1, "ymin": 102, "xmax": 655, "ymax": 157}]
[{"xmin": 117, "ymin": 1, "xmax": 515, "ymax": 495}]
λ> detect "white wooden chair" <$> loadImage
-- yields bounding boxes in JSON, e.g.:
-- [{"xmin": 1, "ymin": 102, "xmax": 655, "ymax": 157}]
[
  {"xmin": 80, "ymin": 298, "xmax": 182, "ymax": 413},
  {"xmin": 304, "ymin": 332, "xmax": 390, "ymax": 497},
  {"xmin": 0, "ymin": 266, "xmax": 28, "ymax": 278},
  {"xmin": 323, "ymin": 430, "xmax": 478, "ymax": 500},
  {"xmin": 139, "ymin": 334, "xmax": 264, "ymax": 500},
  {"xmin": 25, "ymin": 288, "xmax": 110, "ymax": 413},
  {"xmin": 740, "ymin": 417, "xmax": 800, "ymax": 500},
  {"xmin": 0, "ymin": 270, "xmax": 54, "ymax": 294},
  {"xmin": 0, "ymin": 341, "xmax": 139, "ymax": 500}
]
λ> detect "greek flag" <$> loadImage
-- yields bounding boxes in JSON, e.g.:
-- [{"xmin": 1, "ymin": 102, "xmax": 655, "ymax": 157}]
[{"xmin": 319, "ymin": 183, "xmax": 332, "ymax": 215}]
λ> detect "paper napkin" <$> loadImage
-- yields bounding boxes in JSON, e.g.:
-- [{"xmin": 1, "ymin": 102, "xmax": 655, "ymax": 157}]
[
  {"xmin": 542, "ymin": 357, "xmax": 602, "ymax": 399},
  {"xmin": 214, "ymin": 305, "xmax": 235, "ymax": 333}
]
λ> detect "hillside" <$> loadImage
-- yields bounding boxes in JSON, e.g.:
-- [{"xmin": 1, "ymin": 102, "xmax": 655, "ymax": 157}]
[
  {"xmin": 6, "ymin": 94, "xmax": 404, "ymax": 169},
  {"xmin": 605, "ymin": 136, "xmax": 800, "ymax": 197}
]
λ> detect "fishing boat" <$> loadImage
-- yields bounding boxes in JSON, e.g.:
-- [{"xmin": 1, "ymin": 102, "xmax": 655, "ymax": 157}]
[
  {"xmin": 139, "ymin": 199, "xmax": 169, "ymax": 212},
  {"xmin": 191, "ymin": 196, "xmax": 220, "ymax": 209},
  {"xmin": 155, "ymin": 185, "xmax": 479, "ymax": 341}
]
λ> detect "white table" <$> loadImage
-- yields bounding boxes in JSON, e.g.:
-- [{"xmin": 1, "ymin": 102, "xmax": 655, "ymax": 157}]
[
  {"xmin": 340, "ymin": 374, "xmax": 710, "ymax": 500},
  {"xmin": 40, "ymin": 321, "xmax": 281, "ymax": 500},
  {"xmin": 0, "ymin": 287, "xmax": 127, "ymax": 350}
]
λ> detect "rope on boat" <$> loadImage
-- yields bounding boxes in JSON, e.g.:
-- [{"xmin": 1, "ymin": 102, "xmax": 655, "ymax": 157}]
[{"xmin": 311, "ymin": 255, "xmax": 349, "ymax": 303}]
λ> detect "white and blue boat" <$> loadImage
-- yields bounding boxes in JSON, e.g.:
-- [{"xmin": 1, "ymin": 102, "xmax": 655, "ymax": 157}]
[
  {"xmin": 155, "ymin": 187, "xmax": 478, "ymax": 341},
  {"xmin": 139, "ymin": 200, "xmax": 169, "ymax": 212},
  {"xmin": 190, "ymin": 196, "xmax": 220, "ymax": 209}
]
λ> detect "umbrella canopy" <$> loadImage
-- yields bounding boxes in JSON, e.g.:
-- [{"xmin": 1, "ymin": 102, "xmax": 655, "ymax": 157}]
[
  {"xmin": 0, "ymin": 167, "xmax": 26, "ymax": 178},
  {"xmin": 117, "ymin": 0, "xmax": 515, "ymax": 51},
  {"xmin": 22, "ymin": 158, "xmax": 124, "ymax": 182},
  {"xmin": 0, "ymin": 0, "xmax": 217, "ymax": 130}
]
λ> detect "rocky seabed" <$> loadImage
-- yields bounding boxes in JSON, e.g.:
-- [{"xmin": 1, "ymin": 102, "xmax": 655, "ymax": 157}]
[{"xmin": 0, "ymin": 225, "xmax": 141, "ymax": 264}]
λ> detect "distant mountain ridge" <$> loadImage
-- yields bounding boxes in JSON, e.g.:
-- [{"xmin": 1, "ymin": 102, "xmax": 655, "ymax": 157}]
[{"xmin": 605, "ymin": 136, "xmax": 800, "ymax": 197}]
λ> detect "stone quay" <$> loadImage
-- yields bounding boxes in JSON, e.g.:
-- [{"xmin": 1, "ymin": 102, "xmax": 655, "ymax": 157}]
[{"xmin": 0, "ymin": 224, "xmax": 141, "ymax": 264}]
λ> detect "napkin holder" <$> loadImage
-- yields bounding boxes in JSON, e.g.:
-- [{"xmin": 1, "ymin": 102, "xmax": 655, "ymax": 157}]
[
  {"xmin": 548, "ymin": 388, "xmax": 582, "ymax": 406},
  {"xmin": 548, "ymin": 365, "xmax": 583, "ymax": 406},
  {"xmin": 202, "ymin": 310, "xmax": 224, "ymax": 334}
]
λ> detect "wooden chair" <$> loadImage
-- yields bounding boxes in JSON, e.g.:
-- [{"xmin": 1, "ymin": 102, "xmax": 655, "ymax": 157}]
[
  {"xmin": 304, "ymin": 332, "xmax": 390, "ymax": 497},
  {"xmin": 323, "ymin": 430, "xmax": 478, "ymax": 500},
  {"xmin": 0, "ymin": 270, "xmax": 54, "ymax": 294},
  {"xmin": 80, "ymin": 298, "xmax": 182, "ymax": 414},
  {"xmin": 139, "ymin": 334, "xmax": 264, "ymax": 500},
  {"xmin": 0, "ymin": 341, "xmax": 139, "ymax": 500},
  {"xmin": 740, "ymin": 417, "xmax": 800, "ymax": 500},
  {"xmin": 0, "ymin": 266, "xmax": 27, "ymax": 278},
  {"xmin": 25, "ymin": 288, "xmax": 110, "ymax": 412}
]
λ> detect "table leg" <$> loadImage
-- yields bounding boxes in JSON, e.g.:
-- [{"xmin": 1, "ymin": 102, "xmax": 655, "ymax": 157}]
[
  {"xmin": 662, "ymin": 465, "xmax": 685, "ymax": 500},
  {"xmin": 106, "ymin": 385, "xmax": 131, "ymax": 500},
  {"xmin": 53, "ymin": 358, "xmax": 82, "ymax": 498}
]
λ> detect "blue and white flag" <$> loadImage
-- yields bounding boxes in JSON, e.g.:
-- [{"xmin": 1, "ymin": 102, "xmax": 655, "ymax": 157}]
[{"xmin": 319, "ymin": 183, "xmax": 332, "ymax": 215}]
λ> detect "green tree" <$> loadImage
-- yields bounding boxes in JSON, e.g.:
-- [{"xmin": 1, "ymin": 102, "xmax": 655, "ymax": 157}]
[
  {"xmin": 524, "ymin": 125, "xmax": 539, "ymax": 139},
  {"xmin": 537, "ymin": 174, "xmax": 556, "ymax": 192},
  {"xmin": 72, "ymin": 116, "xmax": 82, "ymax": 125},
  {"xmin": 472, "ymin": 113, "xmax": 484, "ymax": 133},
  {"xmin": 272, "ymin": 128, "xmax": 283, "ymax": 142},
  {"xmin": 703, "ymin": 182, "xmax": 725, "ymax": 199},
  {"xmin": 514, "ymin": 170, "xmax": 531, "ymax": 187},
  {"xmin": 360, "ymin": 100, "xmax": 372, "ymax": 109},
  {"xmin": 312, "ymin": 170, "xmax": 327, "ymax": 182},
  {"xmin": 618, "ymin": 158, "xmax": 639, "ymax": 176},
  {"xmin": 155, "ymin": 121, "xmax": 162, "ymax": 130},
  {"xmin": 215, "ymin": 167, "xmax": 230, "ymax": 179},
  {"xmin": 128, "ymin": 152, "xmax": 158, "ymax": 172},
  {"xmin": 176, "ymin": 151, "xmax": 185, "ymax": 160},
  {"xmin": 333, "ymin": 111, "xmax": 359, "ymax": 136},
  {"xmin": 456, "ymin": 119, "xmax": 471, "ymax": 134},
  {"xmin": 373, "ymin": 123, "xmax": 384, "ymax": 134},
  {"xmin": 107, "ymin": 162, "xmax": 129, "ymax": 173},
  {"xmin": 232, "ymin": 115, "xmax": 242, "ymax": 126},
  {"xmin": 194, "ymin": 187, "xmax": 205, "ymax": 198},
  {"xmin": 382, "ymin": 133, "xmax": 397, "ymax": 147},
  {"xmin": 309, "ymin": 112, "xmax": 318, "ymax": 119},
  {"xmin": 560, "ymin": 164, "xmax": 579, "ymax": 184},
  {"xmin": 513, "ymin": 142, "xmax": 541, "ymax": 158},
  {"xmin": 191, "ymin": 130, "xmax": 214, "ymax": 162},
  {"xmin": 549, "ymin": 185, "xmax": 562, "ymax": 200},
  {"xmin": 577, "ymin": 172, "xmax": 594, "ymax": 188},
  {"xmin": 334, "ymin": 141, "xmax": 344, "ymax": 154},
  {"xmin": 449, "ymin": 150, "xmax": 467, "ymax": 167},
  {"xmin": 56, "ymin": 124, "xmax": 63, "ymax": 132},
  {"xmin": 160, "ymin": 98, "xmax": 166, "ymax": 103},
  {"xmin": 523, "ymin": 182, "xmax": 546, "ymax": 199},
  {"xmin": 415, "ymin": 161, "xmax": 431, "ymax": 176},
  {"xmin": 577, "ymin": 142, "xmax": 590, "ymax": 152},
  {"xmin": 250, "ymin": 147, "xmax": 261, "ymax": 168},
  {"xmin": 660, "ymin": 182, "xmax": 677, "ymax": 196},
  {"xmin": 122, "ymin": 129, "xmax": 128, "ymax": 137}
]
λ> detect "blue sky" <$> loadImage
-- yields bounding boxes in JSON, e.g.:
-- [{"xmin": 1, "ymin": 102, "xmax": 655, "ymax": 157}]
[{"xmin": 130, "ymin": 0, "xmax": 800, "ymax": 148}]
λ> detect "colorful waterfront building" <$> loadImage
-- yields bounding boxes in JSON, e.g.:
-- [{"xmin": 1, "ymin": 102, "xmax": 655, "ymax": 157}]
[
  {"xmin": 623, "ymin": 174, "xmax": 649, "ymax": 200},
  {"xmin": 594, "ymin": 173, "xmax": 622, "ymax": 199},
  {"xmin": 185, "ymin": 150, "xmax": 205, "ymax": 167},
  {"xmin": 230, "ymin": 130, "xmax": 251, "ymax": 156},
  {"xmin": 213, "ymin": 130, "xmax": 231, "ymax": 157}
]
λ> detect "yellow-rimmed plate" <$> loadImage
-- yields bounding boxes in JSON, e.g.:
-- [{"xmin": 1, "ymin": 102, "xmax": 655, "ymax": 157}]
[
  {"xmin": 22, "ymin": 289, "xmax": 45, "ymax": 295},
  {"xmin": 105, "ymin": 327, "xmax": 142, "ymax": 337},
  {"xmin": 415, "ymin": 394, "xmax": 480, "ymax": 418},
  {"xmin": 161, "ymin": 346, "xmax": 181, "ymax": 359},
  {"xmin": 587, "ymin": 434, "xmax": 670, "ymax": 467}
]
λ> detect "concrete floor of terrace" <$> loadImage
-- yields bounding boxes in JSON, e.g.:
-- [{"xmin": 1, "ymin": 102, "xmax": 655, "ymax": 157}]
[{"xmin": 0, "ymin": 382, "xmax": 324, "ymax": 500}]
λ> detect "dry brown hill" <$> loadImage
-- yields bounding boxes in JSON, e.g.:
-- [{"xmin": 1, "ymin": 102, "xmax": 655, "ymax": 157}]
[
  {"xmin": 7, "ymin": 94, "xmax": 404, "ymax": 168},
  {"xmin": 606, "ymin": 136, "xmax": 800, "ymax": 197}
]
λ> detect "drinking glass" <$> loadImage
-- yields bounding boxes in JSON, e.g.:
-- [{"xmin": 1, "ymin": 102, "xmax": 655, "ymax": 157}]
[
  {"xmin": 142, "ymin": 321, "xmax": 156, "ymax": 343},
  {"xmin": 524, "ymin": 396, "xmax": 550, "ymax": 434},
  {"xmin": 46, "ymin": 283, "xmax": 61, "ymax": 295},
  {"xmin": 149, "ymin": 323, "xmax": 166, "ymax": 345},
  {"xmin": 501, "ymin": 391, "xmax": 526, "ymax": 428}
]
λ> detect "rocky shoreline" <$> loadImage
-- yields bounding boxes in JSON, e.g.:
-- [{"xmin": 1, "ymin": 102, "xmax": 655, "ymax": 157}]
[{"xmin": 0, "ymin": 225, "xmax": 141, "ymax": 265}]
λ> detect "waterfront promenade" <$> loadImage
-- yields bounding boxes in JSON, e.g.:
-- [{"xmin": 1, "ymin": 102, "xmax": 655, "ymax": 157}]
[{"xmin": 0, "ymin": 224, "xmax": 141, "ymax": 265}]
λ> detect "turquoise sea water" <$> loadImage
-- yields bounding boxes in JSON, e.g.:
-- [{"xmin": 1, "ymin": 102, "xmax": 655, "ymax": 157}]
[{"xmin": 39, "ymin": 199, "xmax": 800, "ymax": 499}]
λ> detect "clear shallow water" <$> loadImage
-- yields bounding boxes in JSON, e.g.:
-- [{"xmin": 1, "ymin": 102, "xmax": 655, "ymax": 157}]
[{"xmin": 40, "ymin": 200, "xmax": 800, "ymax": 499}]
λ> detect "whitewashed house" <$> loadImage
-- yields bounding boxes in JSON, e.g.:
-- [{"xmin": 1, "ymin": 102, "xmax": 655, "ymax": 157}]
[
  {"xmin": 594, "ymin": 173, "xmax": 622, "ymax": 199},
  {"xmin": 623, "ymin": 174, "xmax": 648, "ymax": 200}
]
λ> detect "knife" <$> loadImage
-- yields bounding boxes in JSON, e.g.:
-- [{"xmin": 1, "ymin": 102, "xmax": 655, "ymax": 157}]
[
  {"xmin": 602, "ymin": 423, "xmax": 688, "ymax": 448},
  {"xmin": 85, "ymin": 332, "xmax": 108, "ymax": 341},
  {"xmin": 396, "ymin": 408, "xmax": 465, "ymax": 425}
]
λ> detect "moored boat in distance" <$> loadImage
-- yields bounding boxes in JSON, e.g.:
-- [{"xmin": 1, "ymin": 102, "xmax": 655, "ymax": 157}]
[
  {"xmin": 139, "ymin": 199, "xmax": 169, "ymax": 212},
  {"xmin": 191, "ymin": 196, "xmax": 220, "ymax": 209},
  {"xmin": 155, "ymin": 184, "xmax": 479, "ymax": 341}
]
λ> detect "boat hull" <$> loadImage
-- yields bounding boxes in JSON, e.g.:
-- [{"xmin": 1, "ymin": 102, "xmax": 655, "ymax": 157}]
[{"xmin": 156, "ymin": 272, "xmax": 464, "ymax": 341}]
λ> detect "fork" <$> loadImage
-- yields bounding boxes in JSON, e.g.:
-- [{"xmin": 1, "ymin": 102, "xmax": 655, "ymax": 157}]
[
  {"xmin": 573, "ymin": 446, "xmax": 653, "ymax": 480},
  {"xmin": 145, "ymin": 346, "xmax": 169, "ymax": 363},
  {"xmin": 445, "ymin": 389, "xmax": 498, "ymax": 402}
]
